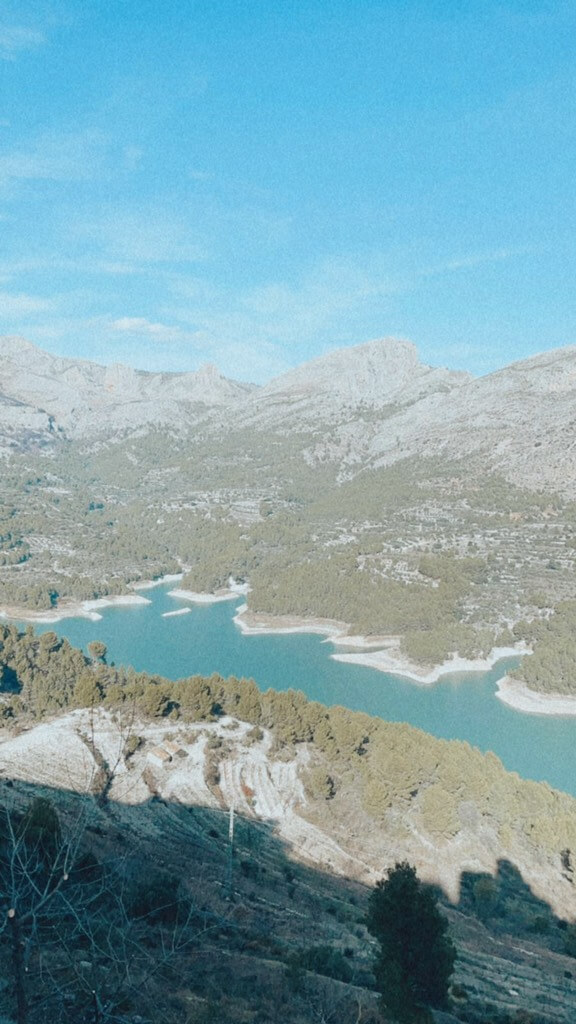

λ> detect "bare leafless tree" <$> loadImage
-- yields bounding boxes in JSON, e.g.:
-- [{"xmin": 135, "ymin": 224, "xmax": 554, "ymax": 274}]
[{"xmin": 0, "ymin": 792, "xmax": 218, "ymax": 1024}]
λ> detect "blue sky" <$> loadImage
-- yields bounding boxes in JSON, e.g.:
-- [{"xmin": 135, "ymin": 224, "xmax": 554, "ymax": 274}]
[{"xmin": 1, "ymin": 0, "xmax": 576, "ymax": 383}]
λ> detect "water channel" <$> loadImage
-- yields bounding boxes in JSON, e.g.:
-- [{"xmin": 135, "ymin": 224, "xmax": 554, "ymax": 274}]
[{"xmin": 26, "ymin": 583, "xmax": 576, "ymax": 797}]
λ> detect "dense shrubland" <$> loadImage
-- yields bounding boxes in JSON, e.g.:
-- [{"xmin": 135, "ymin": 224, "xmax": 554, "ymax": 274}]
[
  {"xmin": 512, "ymin": 600, "xmax": 576, "ymax": 695},
  {"xmin": 1, "ymin": 440, "xmax": 576, "ymax": 679}
]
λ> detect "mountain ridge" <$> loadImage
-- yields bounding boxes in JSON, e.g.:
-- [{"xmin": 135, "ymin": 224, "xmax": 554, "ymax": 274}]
[
  {"xmin": 0, "ymin": 335, "xmax": 258, "ymax": 440},
  {"xmin": 3, "ymin": 333, "xmax": 576, "ymax": 496}
]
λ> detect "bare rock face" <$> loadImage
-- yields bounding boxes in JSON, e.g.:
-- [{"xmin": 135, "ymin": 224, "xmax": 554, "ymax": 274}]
[
  {"xmin": 368, "ymin": 345, "xmax": 576, "ymax": 495},
  {"xmin": 234, "ymin": 337, "xmax": 471, "ymax": 428},
  {"xmin": 0, "ymin": 390, "xmax": 55, "ymax": 446},
  {"xmin": 3, "ymin": 332, "xmax": 576, "ymax": 497},
  {"xmin": 242, "ymin": 338, "xmax": 576, "ymax": 497},
  {"xmin": 0, "ymin": 336, "xmax": 257, "ymax": 439}
]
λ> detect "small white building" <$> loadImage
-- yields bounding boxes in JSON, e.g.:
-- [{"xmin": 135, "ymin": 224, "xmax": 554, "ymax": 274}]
[
  {"xmin": 147, "ymin": 746, "xmax": 172, "ymax": 768},
  {"xmin": 163, "ymin": 740, "xmax": 183, "ymax": 757}
]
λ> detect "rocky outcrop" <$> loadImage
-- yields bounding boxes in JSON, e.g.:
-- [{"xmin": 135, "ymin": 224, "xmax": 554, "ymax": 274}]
[{"xmin": 367, "ymin": 344, "xmax": 576, "ymax": 494}]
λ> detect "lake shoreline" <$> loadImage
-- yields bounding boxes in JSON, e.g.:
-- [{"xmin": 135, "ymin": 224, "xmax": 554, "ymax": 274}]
[
  {"xmin": 496, "ymin": 675, "xmax": 576, "ymax": 717},
  {"xmin": 0, "ymin": 593, "xmax": 152, "ymax": 624},
  {"xmin": 0, "ymin": 584, "xmax": 529, "ymax": 691},
  {"xmin": 233, "ymin": 603, "xmax": 348, "ymax": 637},
  {"xmin": 233, "ymin": 603, "xmax": 525, "ymax": 683},
  {"xmin": 0, "ymin": 571, "xmax": 187, "ymax": 624},
  {"xmin": 168, "ymin": 588, "xmax": 240, "ymax": 605},
  {"xmin": 4, "ymin": 580, "xmax": 576, "ymax": 794},
  {"xmin": 132, "ymin": 573, "xmax": 184, "ymax": 591},
  {"xmin": 331, "ymin": 644, "xmax": 523, "ymax": 684}
]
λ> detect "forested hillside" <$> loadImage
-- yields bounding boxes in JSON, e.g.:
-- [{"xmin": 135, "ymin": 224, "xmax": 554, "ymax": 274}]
[
  {"xmin": 0, "ymin": 625, "xmax": 576, "ymax": 1021},
  {"xmin": 1, "ymin": 621, "xmax": 576, "ymax": 911},
  {"xmin": 1, "ymin": 336, "xmax": 576, "ymax": 693}
]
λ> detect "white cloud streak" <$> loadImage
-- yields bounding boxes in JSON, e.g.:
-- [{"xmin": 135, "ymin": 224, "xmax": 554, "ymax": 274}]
[
  {"xmin": 0, "ymin": 25, "xmax": 44, "ymax": 60},
  {"xmin": 0, "ymin": 291, "xmax": 57, "ymax": 317},
  {"xmin": 166, "ymin": 255, "xmax": 404, "ymax": 362},
  {"xmin": 69, "ymin": 209, "xmax": 208, "ymax": 266},
  {"xmin": 422, "ymin": 247, "xmax": 528, "ymax": 278},
  {"xmin": 0, "ymin": 130, "xmax": 112, "ymax": 187},
  {"xmin": 111, "ymin": 317, "xmax": 186, "ymax": 341},
  {"xmin": 0, "ymin": 239, "xmax": 535, "ymax": 384}
]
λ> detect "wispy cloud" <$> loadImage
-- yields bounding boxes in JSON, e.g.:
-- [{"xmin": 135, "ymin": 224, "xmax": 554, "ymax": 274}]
[
  {"xmin": 0, "ymin": 239, "xmax": 539, "ymax": 385},
  {"xmin": 111, "ymin": 317, "xmax": 186, "ymax": 341},
  {"xmin": 0, "ymin": 130, "xmax": 112, "ymax": 187},
  {"xmin": 168, "ymin": 255, "xmax": 403, "ymax": 358},
  {"xmin": 70, "ymin": 209, "xmax": 208, "ymax": 266},
  {"xmin": 0, "ymin": 291, "xmax": 57, "ymax": 317},
  {"xmin": 423, "ymin": 247, "xmax": 528, "ymax": 277},
  {"xmin": 122, "ymin": 146, "xmax": 144, "ymax": 172},
  {"xmin": 442, "ymin": 249, "xmax": 521, "ymax": 272},
  {"xmin": 0, "ymin": 25, "xmax": 44, "ymax": 60}
]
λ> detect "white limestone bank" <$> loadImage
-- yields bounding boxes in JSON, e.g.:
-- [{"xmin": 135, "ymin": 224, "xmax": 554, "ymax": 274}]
[
  {"xmin": 234, "ymin": 603, "xmax": 524, "ymax": 684},
  {"xmin": 0, "ymin": 593, "xmax": 151, "ymax": 624},
  {"xmin": 233, "ymin": 603, "xmax": 347, "ymax": 637},
  {"xmin": 0, "ymin": 572, "xmax": 188, "ymax": 624},
  {"xmin": 168, "ymin": 579, "xmax": 249, "ymax": 605},
  {"xmin": 497, "ymin": 675, "xmax": 576, "ymax": 717},
  {"xmin": 332, "ymin": 644, "xmax": 524, "ymax": 685},
  {"xmin": 132, "ymin": 573, "xmax": 184, "ymax": 591},
  {"xmin": 169, "ymin": 589, "xmax": 238, "ymax": 604}
]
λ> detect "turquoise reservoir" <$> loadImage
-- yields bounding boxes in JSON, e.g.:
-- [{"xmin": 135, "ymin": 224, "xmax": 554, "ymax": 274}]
[{"xmin": 25, "ymin": 584, "xmax": 576, "ymax": 797}]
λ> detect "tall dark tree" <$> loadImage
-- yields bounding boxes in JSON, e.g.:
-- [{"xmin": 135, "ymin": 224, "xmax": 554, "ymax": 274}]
[{"xmin": 366, "ymin": 861, "xmax": 455, "ymax": 1022}]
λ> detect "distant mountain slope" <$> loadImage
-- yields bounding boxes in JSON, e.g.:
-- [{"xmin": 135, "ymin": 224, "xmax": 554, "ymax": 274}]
[
  {"xmin": 3, "ymin": 333, "xmax": 576, "ymax": 496},
  {"xmin": 368, "ymin": 345, "xmax": 576, "ymax": 495},
  {"xmin": 216, "ymin": 337, "xmax": 576, "ymax": 496},
  {"xmin": 231, "ymin": 336, "xmax": 472, "ymax": 428},
  {"xmin": 0, "ymin": 335, "xmax": 257, "ymax": 440},
  {"xmin": 3, "ymin": 333, "xmax": 576, "ymax": 684}
]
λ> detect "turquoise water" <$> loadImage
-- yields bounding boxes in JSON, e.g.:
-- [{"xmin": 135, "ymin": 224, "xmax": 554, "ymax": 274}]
[{"xmin": 26, "ymin": 584, "xmax": 576, "ymax": 797}]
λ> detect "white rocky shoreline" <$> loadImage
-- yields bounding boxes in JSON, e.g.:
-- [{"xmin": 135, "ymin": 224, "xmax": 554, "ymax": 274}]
[
  {"xmin": 232, "ymin": 602, "xmax": 529, "ymax": 686},
  {"xmin": 496, "ymin": 675, "xmax": 576, "ymax": 717},
  {"xmin": 3, "ymin": 579, "xmax": 574, "ymax": 717},
  {"xmin": 168, "ymin": 579, "xmax": 248, "ymax": 604},
  {"xmin": 330, "ymin": 642, "xmax": 523, "ymax": 685},
  {"xmin": 0, "ymin": 592, "xmax": 152, "ymax": 624}
]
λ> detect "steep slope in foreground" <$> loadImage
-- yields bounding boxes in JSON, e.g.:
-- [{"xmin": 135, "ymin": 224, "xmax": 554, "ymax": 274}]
[
  {"xmin": 1, "ymin": 705, "xmax": 576, "ymax": 1022},
  {"xmin": 1, "ymin": 625, "xmax": 576, "ymax": 1020}
]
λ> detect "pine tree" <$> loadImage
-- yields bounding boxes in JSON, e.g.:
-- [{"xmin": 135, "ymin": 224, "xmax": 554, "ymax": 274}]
[{"xmin": 366, "ymin": 861, "xmax": 455, "ymax": 1022}]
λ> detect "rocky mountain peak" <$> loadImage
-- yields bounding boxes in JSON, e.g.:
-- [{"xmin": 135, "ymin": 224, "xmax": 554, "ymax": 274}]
[
  {"xmin": 196, "ymin": 362, "xmax": 220, "ymax": 379},
  {"xmin": 262, "ymin": 336, "xmax": 471, "ymax": 405},
  {"xmin": 230, "ymin": 337, "xmax": 472, "ymax": 432},
  {"xmin": 0, "ymin": 334, "xmax": 40, "ymax": 358},
  {"xmin": 0, "ymin": 336, "xmax": 256, "ymax": 441}
]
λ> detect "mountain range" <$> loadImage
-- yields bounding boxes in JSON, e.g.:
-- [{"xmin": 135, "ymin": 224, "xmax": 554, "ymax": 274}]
[{"xmin": 2, "ymin": 334, "xmax": 576, "ymax": 496}]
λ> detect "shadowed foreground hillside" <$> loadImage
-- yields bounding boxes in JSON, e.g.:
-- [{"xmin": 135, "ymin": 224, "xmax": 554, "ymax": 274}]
[
  {"xmin": 1, "ymin": 622, "xmax": 576, "ymax": 916},
  {"xmin": 1, "ymin": 625, "xmax": 576, "ymax": 1019},
  {"xmin": 0, "ymin": 778, "xmax": 576, "ymax": 1024}
]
